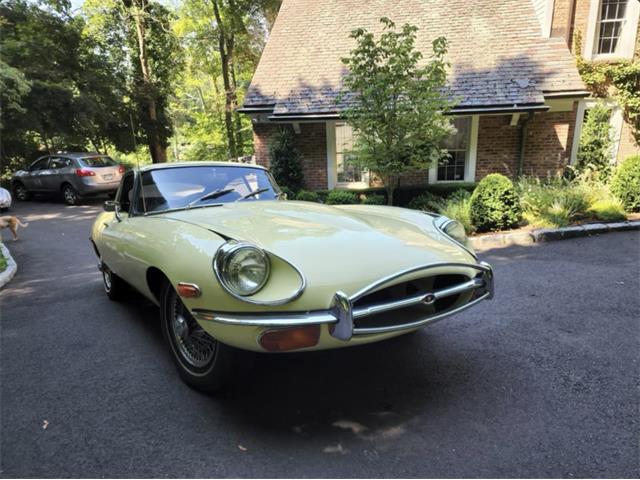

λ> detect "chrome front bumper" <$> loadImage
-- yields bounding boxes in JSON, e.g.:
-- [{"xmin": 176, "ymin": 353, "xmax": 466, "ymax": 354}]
[{"xmin": 193, "ymin": 261, "xmax": 494, "ymax": 341}]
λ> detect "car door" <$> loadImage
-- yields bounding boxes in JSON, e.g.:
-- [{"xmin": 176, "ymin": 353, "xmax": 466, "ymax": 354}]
[
  {"xmin": 44, "ymin": 157, "xmax": 72, "ymax": 191},
  {"xmin": 22, "ymin": 157, "xmax": 50, "ymax": 191}
]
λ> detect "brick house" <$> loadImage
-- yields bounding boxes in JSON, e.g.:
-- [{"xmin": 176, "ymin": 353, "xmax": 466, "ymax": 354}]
[{"xmin": 240, "ymin": 0, "xmax": 639, "ymax": 191}]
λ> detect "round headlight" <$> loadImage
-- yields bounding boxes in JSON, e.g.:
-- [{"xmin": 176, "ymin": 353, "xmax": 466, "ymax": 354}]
[
  {"xmin": 215, "ymin": 243, "xmax": 270, "ymax": 296},
  {"xmin": 443, "ymin": 219, "xmax": 469, "ymax": 247}
]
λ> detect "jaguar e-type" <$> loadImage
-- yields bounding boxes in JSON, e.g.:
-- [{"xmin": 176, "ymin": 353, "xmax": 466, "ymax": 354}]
[{"xmin": 90, "ymin": 162, "xmax": 493, "ymax": 392}]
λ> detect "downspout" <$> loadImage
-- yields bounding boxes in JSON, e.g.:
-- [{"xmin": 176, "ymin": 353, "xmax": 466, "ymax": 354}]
[
  {"xmin": 565, "ymin": 0, "xmax": 577, "ymax": 48},
  {"xmin": 517, "ymin": 112, "xmax": 534, "ymax": 177}
]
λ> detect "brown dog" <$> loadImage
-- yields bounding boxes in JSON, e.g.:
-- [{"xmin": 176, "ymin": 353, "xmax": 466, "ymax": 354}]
[{"xmin": 0, "ymin": 216, "xmax": 29, "ymax": 241}]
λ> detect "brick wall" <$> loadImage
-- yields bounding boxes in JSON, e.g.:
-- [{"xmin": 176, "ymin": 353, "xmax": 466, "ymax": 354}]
[
  {"xmin": 617, "ymin": 119, "xmax": 640, "ymax": 162},
  {"xmin": 476, "ymin": 107, "xmax": 577, "ymax": 179},
  {"xmin": 253, "ymin": 122, "xmax": 328, "ymax": 189},
  {"xmin": 550, "ymin": 0, "xmax": 590, "ymax": 52}
]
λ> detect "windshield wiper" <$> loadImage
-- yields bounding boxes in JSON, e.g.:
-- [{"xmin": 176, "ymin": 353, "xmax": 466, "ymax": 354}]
[
  {"xmin": 236, "ymin": 188, "xmax": 270, "ymax": 202},
  {"xmin": 187, "ymin": 188, "xmax": 236, "ymax": 208}
]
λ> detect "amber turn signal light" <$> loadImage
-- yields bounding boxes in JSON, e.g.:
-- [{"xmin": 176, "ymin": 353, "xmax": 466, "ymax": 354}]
[
  {"xmin": 177, "ymin": 282, "xmax": 201, "ymax": 298},
  {"xmin": 259, "ymin": 325, "xmax": 321, "ymax": 352}
]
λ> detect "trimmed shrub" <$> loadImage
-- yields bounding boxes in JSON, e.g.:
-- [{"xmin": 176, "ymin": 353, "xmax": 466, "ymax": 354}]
[
  {"xmin": 269, "ymin": 126, "xmax": 305, "ymax": 192},
  {"xmin": 610, "ymin": 155, "xmax": 640, "ymax": 212},
  {"xmin": 325, "ymin": 190, "xmax": 358, "ymax": 205},
  {"xmin": 407, "ymin": 191, "xmax": 443, "ymax": 212},
  {"xmin": 588, "ymin": 198, "xmax": 627, "ymax": 222},
  {"xmin": 295, "ymin": 190, "xmax": 320, "ymax": 202},
  {"xmin": 362, "ymin": 194, "xmax": 386, "ymax": 205},
  {"xmin": 470, "ymin": 174, "xmax": 521, "ymax": 232}
]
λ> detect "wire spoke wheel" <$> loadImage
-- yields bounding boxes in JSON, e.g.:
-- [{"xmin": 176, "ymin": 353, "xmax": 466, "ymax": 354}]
[
  {"xmin": 170, "ymin": 293, "xmax": 217, "ymax": 369},
  {"xmin": 63, "ymin": 186, "xmax": 77, "ymax": 205}
]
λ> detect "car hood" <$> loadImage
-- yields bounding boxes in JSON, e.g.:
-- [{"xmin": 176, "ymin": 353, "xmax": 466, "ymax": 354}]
[{"xmin": 162, "ymin": 201, "xmax": 474, "ymax": 286}]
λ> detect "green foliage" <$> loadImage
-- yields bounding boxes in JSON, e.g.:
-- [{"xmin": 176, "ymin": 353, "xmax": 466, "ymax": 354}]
[
  {"xmin": 0, "ymin": 244, "xmax": 7, "ymax": 273},
  {"xmin": 362, "ymin": 194, "xmax": 386, "ymax": 205},
  {"xmin": 437, "ymin": 190, "xmax": 474, "ymax": 234},
  {"xmin": 407, "ymin": 191, "xmax": 442, "ymax": 212},
  {"xmin": 268, "ymin": 127, "xmax": 305, "ymax": 192},
  {"xmin": 576, "ymin": 103, "xmax": 614, "ymax": 178},
  {"xmin": 576, "ymin": 37, "xmax": 640, "ymax": 143},
  {"xmin": 610, "ymin": 155, "xmax": 640, "ymax": 211},
  {"xmin": 517, "ymin": 177, "xmax": 586, "ymax": 228},
  {"xmin": 470, "ymin": 174, "xmax": 521, "ymax": 232},
  {"xmin": 295, "ymin": 190, "xmax": 320, "ymax": 202},
  {"xmin": 325, "ymin": 190, "xmax": 358, "ymax": 205},
  {"xmin": 340, "ymin": 17, "xmax": 454, "ymax": 205},
  {"xmin": 588, "ymin": 198, "xmax": 627, "ymax": 222}
]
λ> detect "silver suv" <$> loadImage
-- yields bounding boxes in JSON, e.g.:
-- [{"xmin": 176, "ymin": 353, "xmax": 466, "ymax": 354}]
[{"xmin": 12, "ymin": 153, "xmax": 125, "ymax": 205}]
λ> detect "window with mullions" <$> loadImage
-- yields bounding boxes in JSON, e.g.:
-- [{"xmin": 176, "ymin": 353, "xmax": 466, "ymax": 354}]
[
  {"xmin": 437, "ymin": 117, "xmax": 470, "ymax": 182},
  {"xmin": 597, "ymin": 0, "xmax": 628, "ymax": 54}
]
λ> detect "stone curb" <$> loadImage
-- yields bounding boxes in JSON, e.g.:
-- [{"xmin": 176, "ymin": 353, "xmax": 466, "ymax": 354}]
[
  {"xmin": 470, "ymin": 220, "xmax": 640, "ymax": 251},
  {"xmin": 0, "ymin": 242, "xmax": 17, "ymax": 289}
]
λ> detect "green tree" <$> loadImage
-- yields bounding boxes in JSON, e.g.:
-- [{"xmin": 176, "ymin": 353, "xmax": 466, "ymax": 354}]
[
  {"xmin": 576, "ymin": 103, "xmax": 614, "ymax": 178},
  {"xmin": 268, "ymin": 126, "xmax": 304, "ymax": 192},
  {"xmin": 0, "ymin": 0, "xmax": 135, "ymax": 176},
  {"xmin": 172, "ymin": 0, "xmax": 280, "ymax": 160},
  {"xmin": 83, "ymin": 0, "xmax": 182, "ymax": 163},
  {"xmin": 339, "ymin": 17, "xmax": 454, "ymax": 205}
]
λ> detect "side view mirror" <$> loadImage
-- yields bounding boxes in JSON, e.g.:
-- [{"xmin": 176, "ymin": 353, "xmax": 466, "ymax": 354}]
[
  {"xmin": 104, "ymin": 200, "xmax": 118, "ymax": 212},
  {"xmin": 278, "ymin": 192, "xmax": 288, "ymax": 200}
]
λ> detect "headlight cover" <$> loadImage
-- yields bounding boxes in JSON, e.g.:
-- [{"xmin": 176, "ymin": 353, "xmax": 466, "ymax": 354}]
[
  {"xmin": 435, "ymin": 216, "xmax": 474, "ymax": 255},
  {"xmin": 214, "ymin": 242, "xmax": 270, "ymax": 297},
  {"xmin": 443, "ymin": 219, "xmax": 468, "ymax": 246}
]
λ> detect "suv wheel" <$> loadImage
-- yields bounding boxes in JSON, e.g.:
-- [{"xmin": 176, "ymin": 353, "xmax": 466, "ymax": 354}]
[
  {"xmin": 13, "ymin": 183, "xmax": 32, "ymax": 201},
  {"xmin": 62, "ymin": 184, "xmax": 79, "ymax": 205}
]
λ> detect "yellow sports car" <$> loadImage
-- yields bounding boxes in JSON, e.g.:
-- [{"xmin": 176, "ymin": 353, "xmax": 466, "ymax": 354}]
[{"xmin": 91, "ymin": 162, "xmax": 493, "ymax": 392}]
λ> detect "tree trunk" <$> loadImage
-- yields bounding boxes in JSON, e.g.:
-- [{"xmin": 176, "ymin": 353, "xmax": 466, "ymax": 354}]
[
  {"xmin": 131, "ymin": 0, "xmax": 167, "ymax": 163},
  {"xmin": 211, "ymin": 0, "xmax": 238, "ymax": 160},
  {"xmin": 385, "ymin": 174, "xmax": 399, "ymax": 206}
]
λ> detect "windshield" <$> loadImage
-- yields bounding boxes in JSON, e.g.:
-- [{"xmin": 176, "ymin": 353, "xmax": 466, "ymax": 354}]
[
  {"xmin": 80, "ymin": 156, "xmax": 117, "ymax": 167},
  {"xmin": 136, "ymin": 165, "xmax": 280, "ymax": 214}
]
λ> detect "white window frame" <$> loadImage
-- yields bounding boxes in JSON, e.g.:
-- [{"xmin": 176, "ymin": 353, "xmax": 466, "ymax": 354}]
[
  {"xmin": 327, "ymin": 116, "xmax": 479, "ymax": 189},
  {"xmin": 570, "ymin": 98, "xmax": 624, "ymax": 165},
  {"xmin": 583, "ymin": 0, "xmax": 640, "ymax": 60},
  {"xmin": 429, "ymin": 115, "xmax": 479, "ymax": 184},
  {"xmin": 326, "ymin": 121, "xmax": 371, "ymax": 189}
]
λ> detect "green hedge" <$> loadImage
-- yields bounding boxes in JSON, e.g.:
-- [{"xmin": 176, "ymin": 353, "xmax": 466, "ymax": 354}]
[
  {"xmin": 611, "ymin": 155, "xmax": 640, "ymax": 212},
  {"xmin": 470, "ymin": 174, "xmax": 521, "ymax": 232},
  {"xmin": 295, "ymin": 190, "xmax": 321, "ymax": 202},
  {"xmin": 325, "ymin": 190, "xmax": 359, "ymax": 205}
]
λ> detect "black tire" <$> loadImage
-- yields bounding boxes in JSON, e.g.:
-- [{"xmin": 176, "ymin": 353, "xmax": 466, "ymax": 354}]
[
  {"xmin": 160, "ymin": 282, "xmax": 236, "ymax": 393},
  {"xmin": 62, "ymin": 184, "xmax": 80, "ymax": 205},
  {"xmin": 13, "ymin": 182, "xmax": 32, "ymax": 201},
  {"xmin": 101, "ymin": 262, "xmax": 128, "ymax": 301}
]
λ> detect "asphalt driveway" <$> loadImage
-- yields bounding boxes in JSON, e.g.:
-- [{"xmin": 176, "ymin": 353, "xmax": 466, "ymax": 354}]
[{"xmin": 1, "ymin": 199, "xmax": 639, "ymax": 478}]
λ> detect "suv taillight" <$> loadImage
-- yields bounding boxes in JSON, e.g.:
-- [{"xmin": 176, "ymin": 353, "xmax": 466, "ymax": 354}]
[
  {"xmin": 117, "ymin": 165, "xmax": 126, "ymax": 174},
  {"xmin": 75, "ymin": 168, "xmax": 96, "ymax": 177}
]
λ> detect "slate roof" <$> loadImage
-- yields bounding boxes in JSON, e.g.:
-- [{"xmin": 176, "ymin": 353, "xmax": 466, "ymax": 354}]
[{"xmin": 242, "ymin": 0, "xmax": 587, "ymax": 118}]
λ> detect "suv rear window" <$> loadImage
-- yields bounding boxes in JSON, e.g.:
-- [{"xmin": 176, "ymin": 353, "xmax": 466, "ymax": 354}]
[{"xmin": 80, "ymin": 156, "xmax": 116, "ymax": 167}]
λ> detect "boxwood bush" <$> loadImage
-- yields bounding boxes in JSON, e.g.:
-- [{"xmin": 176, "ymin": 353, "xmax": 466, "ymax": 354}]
[
  {"xmin": 610, "ymin": 155, "xmax": 640, "ymax": 212},
  {"xmin": 295, "ymin": 190, "xmax": 321, "ymax": 202},
  {"xmin": 362, "ymin": 194, "xmax": 386, "ymax": 205},
  {"xmin": 325, "ymin": 190, "xmax": 359, "ymax": 205},
  {"xmin": 470, "ymin": 174, "xmax": 521, "ymax": 231}
]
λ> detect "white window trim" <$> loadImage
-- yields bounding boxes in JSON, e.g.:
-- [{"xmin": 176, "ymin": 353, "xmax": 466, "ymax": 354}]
[
  {"xmin": 429, "ymin": 115, "xmax": 479, "ymax": 184},
  {"xmin": 326, "ymin": 121, "xmax": 374, "ymax": 190},
  {"xmin": 570, "ymin": 98, "xmax": 624, "ymax": 165},
  {"xmin": 583, "ymin": 0, "xmax": 640, "ymax": 60}
]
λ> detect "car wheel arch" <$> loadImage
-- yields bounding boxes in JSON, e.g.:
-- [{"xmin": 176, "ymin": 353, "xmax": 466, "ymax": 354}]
[{"xmin": 147, "ymin": 267, "xmax": 171, "ymax": 305}]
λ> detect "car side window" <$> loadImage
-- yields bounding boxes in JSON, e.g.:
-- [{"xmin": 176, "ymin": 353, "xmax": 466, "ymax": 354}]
[
  {"xmin": 50, "ymin": 157, "xmax": 71, "ymax": 169},
  {"xmin": 117, "ymin": 173, "xmax": 135, "ymax": 214},
  {"xmin": 30, "ymin": 158, "xmax": 50, "ymax": 171}
]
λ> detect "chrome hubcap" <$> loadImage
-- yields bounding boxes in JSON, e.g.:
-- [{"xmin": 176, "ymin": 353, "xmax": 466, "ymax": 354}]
[
  {"xmin": 103, "ymin": 269, "xmax": 112, "ymax": 291},
  {"xmin": 171, "ymin": 294, "xmax": 216, "ymax": 368},
  {"xmin": 16, "ymin": 186, "xmax": 27, "ymax": 200}
]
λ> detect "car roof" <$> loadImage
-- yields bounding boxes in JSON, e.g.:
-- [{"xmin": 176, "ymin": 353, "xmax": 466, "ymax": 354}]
[
  {"xmin": 137, "ymin": 161, "xmax": 267, "ymax": 172},
  {"xmin": 37, "ymin": 152, "xmax": 107, "ymax": 159}
]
